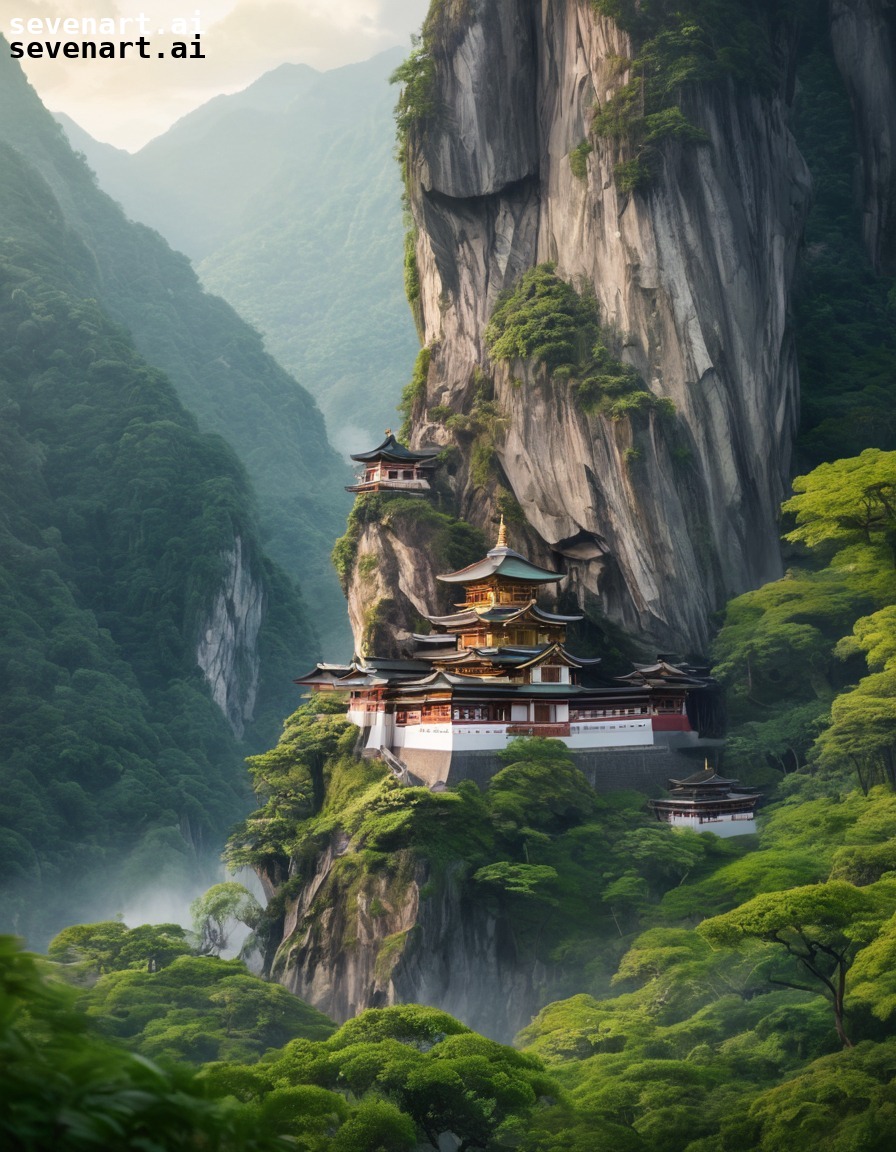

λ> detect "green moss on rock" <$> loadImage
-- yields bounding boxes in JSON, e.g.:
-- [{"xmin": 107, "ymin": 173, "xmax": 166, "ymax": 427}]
[{"xmin": 486, "ymin": 264, "xmax": 673, "ymax": 422}]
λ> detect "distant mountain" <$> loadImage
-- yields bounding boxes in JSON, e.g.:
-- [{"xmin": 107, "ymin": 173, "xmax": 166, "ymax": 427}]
[
  {"xmin": 58, "ymin": 49, "xmax": 420, "ymax": 455},
  {"xmin": 0, "ymin": 45, "xmax": 352, "ymax": 658}
]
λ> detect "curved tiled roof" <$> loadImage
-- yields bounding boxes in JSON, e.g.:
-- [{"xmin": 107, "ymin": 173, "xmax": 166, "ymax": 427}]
[
  {"xmin": 437, "ymin": 545, "xmax": 562, "ymax": 585},
  {"xmin": 350, "ymin": 433, "xmax": 441, "ymax": 464}
]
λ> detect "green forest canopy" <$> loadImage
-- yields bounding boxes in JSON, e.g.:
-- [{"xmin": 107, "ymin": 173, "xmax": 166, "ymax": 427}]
[{"xmin": 0, "ymin": 139, "xmax": 314, "ymax": 946}]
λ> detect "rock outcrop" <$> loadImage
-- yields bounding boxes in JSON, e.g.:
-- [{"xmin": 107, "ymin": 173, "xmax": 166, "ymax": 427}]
[
  {"xmin": 380, "ymin": 0, "xmax": 813, "ymax": 655},
  {"xmin": 340, "ymin": 495, "xmax": 487, "ymax": 658},
  {"xmin": 196, "ymin": 535, "xmax": 264, "ymax": 738},
  {"xmin": 272, "ymin": 839, "xmax": 540, "ymax": 1042},
  {"xmin": 830, "ymin": 0, "xmax": 896, "ymax": 272},
  {"xmin": 346, "ymin": 520, "xmax": 447, "ymax": 658}
]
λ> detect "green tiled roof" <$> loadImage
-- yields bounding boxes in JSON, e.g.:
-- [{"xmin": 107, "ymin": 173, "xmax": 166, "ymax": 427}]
[{"xmin": 437, "ymin": 546, "xmax": 561, "ymax": 585}]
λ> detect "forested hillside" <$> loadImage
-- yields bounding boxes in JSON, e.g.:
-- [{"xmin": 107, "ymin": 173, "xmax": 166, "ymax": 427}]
[
  {"xmin": 792, "ymin": 16, "xmax": 896, "ymax": 466},
  {"xmin": 0, "ymin": 127, "xmax": 316, "ymax": 943},
  {"xmin": 4, "ymin": 1, "xmax": 896, "ymax": 1148},
  {"xmin": 0, "ymin": 42, "xmax": 351, "ymax": 656},
  {"xmin": 59, "ymin": 49, "xmax": 419, "ymax": 455},
  {"xmin": 11, "ymin": 724, "xmax": 896, "ymax": 1150}
]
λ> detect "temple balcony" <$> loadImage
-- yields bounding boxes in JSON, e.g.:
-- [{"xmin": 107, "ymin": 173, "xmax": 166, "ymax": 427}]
[{"xmin": 345, "ymin": 477, "xmax": 431, "ymax": 494}]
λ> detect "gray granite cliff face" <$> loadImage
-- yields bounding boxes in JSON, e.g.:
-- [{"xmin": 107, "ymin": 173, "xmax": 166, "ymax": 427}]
[
  {"xmin": 830, "ymin": 0, "xmax": 896, "ymax": 272},
  {"xmin": 346, "ymin": 520, "xmax": 446, "ymax": 659},
  {"xmin": 196, "ymin": 535, "xmax": 264, "ymax": 738},
  {"xmin": 377, "ymin": 0, "xmax": 813, "ymax": 655},
  {"xmin": 273, "ymin": 842, "xmax": 539, "ymax": 1042}
]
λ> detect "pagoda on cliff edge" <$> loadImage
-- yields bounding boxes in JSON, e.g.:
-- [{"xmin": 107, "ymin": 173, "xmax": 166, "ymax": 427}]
[
  {"xmin": 296, "ymin": 520, "xmax": 723, "ymax": 787},
  {"xmin": 346, "ymin": 431, "xmax": 440, "ymax": 495}
]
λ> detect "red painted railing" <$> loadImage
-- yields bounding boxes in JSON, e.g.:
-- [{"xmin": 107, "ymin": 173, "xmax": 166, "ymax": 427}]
[{"xmin": 506, "ymin": 723, "xmax": 571, "ymax": 738}]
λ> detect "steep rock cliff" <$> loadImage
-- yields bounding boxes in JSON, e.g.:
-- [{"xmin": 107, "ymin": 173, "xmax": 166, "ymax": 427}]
[
  {"xmin": 271, "ymin": 839, "xmax": 539, "ymax": 1042},
  {"xmin": 196, "ymin": 536, "xmax": 265, "ymax": 738},
  {"xmin": 384, "ymin": 0, "xmax": 812, "ymax": 654},
  {"xmin": 346, "ymin": 521, "xmax": 445, "ymax": 658},
  {"xmin": 830, "ymin": 0, "xmax": 896, "ymax": 272},
  {"xmin": 339, "ymin": 495, "xmax": 486, "ymax": 658}
]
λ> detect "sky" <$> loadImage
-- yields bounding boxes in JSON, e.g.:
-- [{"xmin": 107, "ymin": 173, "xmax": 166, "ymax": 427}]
[{"xmin": 1, "ymin": 0, "xmax": 430, "ymax": 148}]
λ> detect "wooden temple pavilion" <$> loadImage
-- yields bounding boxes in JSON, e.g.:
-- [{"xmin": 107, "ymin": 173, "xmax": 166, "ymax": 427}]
[
  {"xmin": 296, "ymin": 520, "xmax": 722, "ymax": 786},
  {"xmin": 648, "ymin": 768, "xmax": 760, "ymax": 836},
  {"xmin": 346, "ymin": 432, "xmax": 441, "ymax": 495}
]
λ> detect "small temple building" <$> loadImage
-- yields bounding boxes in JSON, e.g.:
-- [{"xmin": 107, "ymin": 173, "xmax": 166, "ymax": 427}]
[
  {"xmin": 297, "ymin": 515, "xmax": 726, "ymax": 790},
  {"xmin": 648, "ymin": 768, "xmax": 760, "ymax": 836},
  {"xmin": 346, "ymin": 432, "xmax": 441, "ymax": 495}
]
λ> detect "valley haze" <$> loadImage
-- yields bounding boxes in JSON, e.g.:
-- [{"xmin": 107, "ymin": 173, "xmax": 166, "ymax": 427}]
[{"xmin": 1, "ymin": 0, "xmax": 430, "ymax": 148}]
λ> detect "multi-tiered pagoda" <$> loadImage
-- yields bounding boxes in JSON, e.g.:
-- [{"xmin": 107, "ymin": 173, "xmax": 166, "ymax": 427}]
[{"xmin": 297, "ymin": 520, "xmax": 723, "ymax": 787}]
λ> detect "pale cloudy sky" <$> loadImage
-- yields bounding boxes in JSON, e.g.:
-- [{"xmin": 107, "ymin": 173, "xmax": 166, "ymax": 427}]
[{"xmin": 1, "ymin": 0, "xmax": 430, "ymax": 148}]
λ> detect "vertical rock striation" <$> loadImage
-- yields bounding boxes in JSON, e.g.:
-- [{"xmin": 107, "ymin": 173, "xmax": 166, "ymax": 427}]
[
  {"xmin": 273, "ymin": 842, "xmax": 539, "ymax": 1042},
  {"xmin": 830, "ymin": 0, "xmax": 896, "ymax": 272},
  {"xmin": 392, "ymin": 0, "xmax": 812, "ymax": 653},
  {"xmin": 196, "ymin": 535, "xmax": 264, "ymax": 738}
]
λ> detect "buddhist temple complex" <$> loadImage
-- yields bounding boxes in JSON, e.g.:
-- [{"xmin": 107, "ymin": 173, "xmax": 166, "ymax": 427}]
[
  {"xmin": 346, "ymin": 432, "xmax": 441, "ymax": 495},
  {"xmin": 648, "ymin": 768, "xmax": 760, "ymax": 836},
  {"xmin": 298, "ymin": 516, "xmax": 726, "ymax": 789}
]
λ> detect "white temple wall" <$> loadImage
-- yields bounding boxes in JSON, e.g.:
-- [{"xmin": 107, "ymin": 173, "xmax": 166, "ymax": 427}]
[
  {"xmin": 364, "ymin": 711, "xmax": 394, "ymax": 752},
  {"xmin": 565, "ymin": 719, "xmax": 653, "ymax": 749},
  {"xmin": 391, "ymin": 717, "xmax": 657, "ymax": 755},
  {"xmin": 665, "ymin": 814, "xmax": 757, "ymax": 837}
]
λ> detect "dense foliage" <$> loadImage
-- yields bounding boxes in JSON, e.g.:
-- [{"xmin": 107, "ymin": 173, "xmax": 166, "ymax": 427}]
[
  {"xmin": 0, "ymin": 138, "xmax": 313, "ymax": 944},
  {"xmin": 713, "ymin": 449, "xmax": 896, "ymax": 790},
  {"xmin": 230, "ymin": 719, "xmax": 751, "ymax": 1000},
  {"xmin": 511, "ymin": 777, "xmax": 896, "ymax": 1152},
  {"xmin": 45, "ymin": 920, "xmax": 336, "ymax": 1067},
  {"xmin": 485, "ymin": 264, "xmax": 674, "ymax": 421},
  {"xmin": 0, "ymin": 936, "xmax": 290, "ymax": 1152},
  {"xmin": 38, "ymin": 732, "xmax": 892, "ymax": 1152},
  {"xmin": 791, "ymin": 35, "xmax": 896, "ymax": 466},
  {"xmin": 82, "ymin": 956, "xmax": 334, "ymax": 1066}
]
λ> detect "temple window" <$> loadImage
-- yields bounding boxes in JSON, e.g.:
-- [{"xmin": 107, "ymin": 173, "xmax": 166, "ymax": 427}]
[{"xmin": 453, "ymin": 706, "xmax": 489, "ymax": 721}]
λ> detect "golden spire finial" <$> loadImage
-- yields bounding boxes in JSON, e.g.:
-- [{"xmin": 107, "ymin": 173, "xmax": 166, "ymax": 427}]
[{"xmin": 496, "ymin": 515, "xmax": 508, "ymax": 548}]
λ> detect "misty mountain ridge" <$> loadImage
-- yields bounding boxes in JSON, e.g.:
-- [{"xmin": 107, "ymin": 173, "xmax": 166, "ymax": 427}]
[
  {"xmin": 0, "ymin": 44, "xmax": 360, "ymax": 941},
  {"xmin": 58, "ymin": 47, "xmax": 420, "ymax": 453},
  {"xmin": 0, "ymin": 42, "xmax": 353, "ymax": 658}
]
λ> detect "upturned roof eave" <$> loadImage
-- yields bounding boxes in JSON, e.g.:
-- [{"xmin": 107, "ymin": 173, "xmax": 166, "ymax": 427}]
[{"xmin": 436, "ymin": 546, "xmax": 562, "ymax": 585}]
